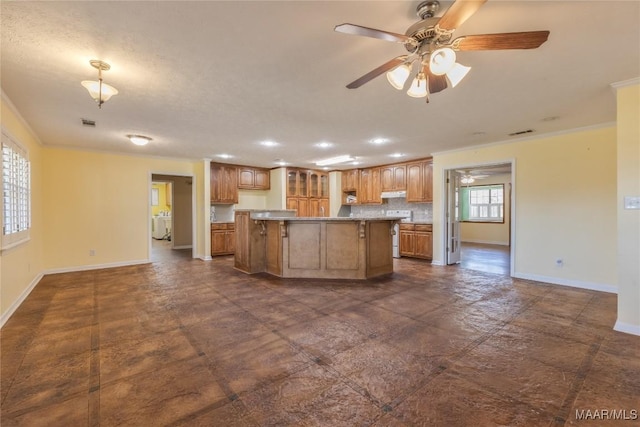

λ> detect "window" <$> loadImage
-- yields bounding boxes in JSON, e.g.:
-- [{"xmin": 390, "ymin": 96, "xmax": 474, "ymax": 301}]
[
  {"xmin": 461, "ymin": 184, "xmax": 504, "ymax": 223},
  {"xmin": 2, "ymin": 129, "xmax": 31, "ymax": 249}
]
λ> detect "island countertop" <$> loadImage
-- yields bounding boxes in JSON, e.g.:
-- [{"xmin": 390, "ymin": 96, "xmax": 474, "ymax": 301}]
[{"xmin": 250, "ymin": 215, "xmax": 404, "ymax": 221}]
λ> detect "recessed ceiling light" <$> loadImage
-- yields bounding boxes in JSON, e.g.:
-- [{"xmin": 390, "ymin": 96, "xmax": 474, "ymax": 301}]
[
  {"xmin": 370, "ymin": 138, "xmax": 388, "ymax": 145},
  {"xmin": 315, "ymin": 142, "xmax": 333, "ymax": 149},
  {"xmin": 542, "ymin": 116, "xmax": 560, "ymax": 122},
  {"xmin": 390, "ymin": 153, "xmax": 405, "ymax": 158},
  {"xmin": 472, "ymin": 131, "xmax": 486, "ymax": 136},
  {"xmin": 260, "ymin": 140, "xmax": 279, "ymax": 147},
  {"xmin": 351, "ymin": 161, "xmax": 361, "ymax": 165},
  {"xmin": 127, "ymin": 134, "xmax": 152, "ymax": 146},
  {"xmin": 217, "ymin": 154, "xmax": 233, "ymax": 159}
]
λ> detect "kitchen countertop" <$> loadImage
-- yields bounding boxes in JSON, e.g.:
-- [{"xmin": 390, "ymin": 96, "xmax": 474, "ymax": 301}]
[{"xmin": 251, "ymin": 216, "xmax": 405, "ymax": 221}]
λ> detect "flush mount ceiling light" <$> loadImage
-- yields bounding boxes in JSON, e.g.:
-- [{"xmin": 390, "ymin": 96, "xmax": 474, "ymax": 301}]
[
  {"xmin": 315, "ymin": 142, "xmax": 333, "ymax": 149},
  {"xmin": 217, "ymin": 154, "xmax": 233, "ymax": 159},
  {"xmin": 260, "ymin": 140, "xmax": 279, "ymax": 147},
  {"xmin": 315, "ymin": 155, "xmax": 355, "ymax": 166},
  {"xmin": 81, "ymin": 60, "xmax": 118, "ymax": 109},
  {"xmin": 334, "ymin": 0, "xmax": 549, "ymax": 103},
  {"xmin": 127, "ymin": 134, "xmax": 152, "ymax": 146}
]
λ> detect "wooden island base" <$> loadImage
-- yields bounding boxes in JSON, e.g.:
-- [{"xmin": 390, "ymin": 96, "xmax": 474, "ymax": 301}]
[{"xmin": 234, "ymin": 211, "xmax": 397, "ymax": 280}]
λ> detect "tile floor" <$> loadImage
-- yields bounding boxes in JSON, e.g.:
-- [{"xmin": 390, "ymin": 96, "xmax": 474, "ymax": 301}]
[{"xmin": 1, "ymin": 250, "xmax": 639, "ymax": 426}]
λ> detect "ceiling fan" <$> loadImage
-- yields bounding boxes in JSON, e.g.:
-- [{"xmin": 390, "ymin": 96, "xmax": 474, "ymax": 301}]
[
  {"xmin": 457, "ymin": 169, "xmax": 489, "ymax": 184},
  {"xmin": 334, "ymin": 0, "xmax": 550, "ymax": 101}
]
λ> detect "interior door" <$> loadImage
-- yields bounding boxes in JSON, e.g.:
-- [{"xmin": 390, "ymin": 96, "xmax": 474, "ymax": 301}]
[{"xmin": 446, "ymin": 170, "xmax": 461, "ymax": 264}]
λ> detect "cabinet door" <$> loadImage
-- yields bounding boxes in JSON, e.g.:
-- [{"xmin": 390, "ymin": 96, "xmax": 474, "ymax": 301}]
[
  {"xmin": 399, "ymin": 230, "xmax": 415, "ymax": 256},
  {"xmin": 222, "ymin": 166, "xmax": 238, "ymax": 203},
  {"xmin": 286, "ymin": 197, "xmax": 298, "ymax": 213},
  {"xmin": 238, "ymin": 168, "xmax": 255, "ymax": 189},
  {"xmin": 423, "ymin": 161, "xmax": 433, "ymax": 202},
  {"xmin": 309, "ymin": 198, "xmax": 319, "ymax": 217},
  {"xmin": 309, "ymin": 173, "xmax": 319, "ymax": 198},
  {"xmin": 406, "ymin": 162, "xmax": 423, "ymax": 202},
  {"xmin": 393, "ymin": 165, "xmax": 406, "ymax": 190},
  {"xmin": 371, "ymin": 168, "xmax": 382, "ymax": 204},
  {"xmin": 297, "ymin": 197, "xmax": 309, "ymax": 217},
  {"xmin": 211, "ymin": 231, "xmax": 227, "ymax": 255},
  {"xmin": 319, "ymin": 174, "xmax": 329, "ymax": 198},
  {"xmin": 287, "ymin": 170, "xmax": 298, "ymax": 196},
  {"xmin": 298, "ymin": 171, "xmax": 309, "ymax": 197},
  {"xmin": 319, "ymin": 198, "xmax": 330, "ymax": 217},
  {"xmin": 225, "ymin": 230, "xmax": 235, "ymax": 253},
  {"xmin": 254, "ymin": 169, "xmax": 270, "ymax": 189},
  {"xmin": 380, "ymin": 167, "xmax": 394, "ymax": 192},
  {"xmin": 415, "ymin": 232, "xmax": 433, "ymax": 259},
  {"xmin": 359, "ymin": 169, "xmax": 371, "ymax": 203}
]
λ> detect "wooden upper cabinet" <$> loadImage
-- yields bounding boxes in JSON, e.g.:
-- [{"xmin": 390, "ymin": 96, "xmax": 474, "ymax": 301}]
[
  {"xmin": 380, "ymin": 164, "xmax": 406, "ymax": 192},
  {"xmin": 359, "ymin": 167, "xmax": 382, "ymax": 204},
  {"xmin": 287, "ymin": 168, "xmax": 309, "ymax": 197},
  {"xmin": 238, "ymin": 167, "xmax": 270, "ymax": 190},
  {"xmin": 342, "ymin": 169, "xmax": 359, "ymax": 191},
  {"xmin": 406, "ymin": 159, "xmax": 433, "ymax": 203},
  {"xmin": 211, "ymin": 163, "xmax": 238, "ymax": 204},
  {"xmin": 319, "ymin": 173, "xmax": 329, "ymax": 198}
]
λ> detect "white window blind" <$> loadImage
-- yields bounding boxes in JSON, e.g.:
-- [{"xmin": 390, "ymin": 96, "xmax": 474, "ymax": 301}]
[{"xmin": 2, "ymin": 129, "xmax": 31, "ymax": 249}]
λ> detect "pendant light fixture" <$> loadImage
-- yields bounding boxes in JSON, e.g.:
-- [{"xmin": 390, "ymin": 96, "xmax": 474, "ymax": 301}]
[{"xmin": 81, "ymin": 60, "xmax": 118, "ymax": 108}]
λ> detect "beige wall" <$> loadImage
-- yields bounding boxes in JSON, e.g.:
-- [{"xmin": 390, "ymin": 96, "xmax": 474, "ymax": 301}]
[
  {"xmin": 1, "ymin": 97, "xmax": 44, "ymax": 322},
  {"xmin": 461, "ymin": 173, "xmax": 511, "ymax": 246},
  {"xmin": 41, "ymin": 148, "xmax": 198, "ymax": 271},
  {"xmin": 615, "ymin": 82, "xmax": 640, "ymax": 334},
  {"xmin": 434, "ymin": 125, "xmax": 618, "ymax": 291}
]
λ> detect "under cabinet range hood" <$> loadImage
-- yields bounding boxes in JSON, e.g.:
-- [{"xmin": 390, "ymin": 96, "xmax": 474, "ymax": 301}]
[{"xmin": 381, "ymin": 191, "xmax": 406, "ymax": 199}]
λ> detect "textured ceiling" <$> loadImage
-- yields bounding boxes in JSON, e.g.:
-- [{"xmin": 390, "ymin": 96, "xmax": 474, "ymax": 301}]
[{"xmin": 2, "ymin": 1, "xmax": 639, "ymax": 170}]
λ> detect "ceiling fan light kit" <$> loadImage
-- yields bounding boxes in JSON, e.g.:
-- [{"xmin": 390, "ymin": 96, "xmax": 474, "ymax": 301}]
[
  {"xmin": 334, "ymin": 0, "xmax": 550, "ymax": 103},
  {"xmin": 81, "ymin": 59, "xmax": 118, "ymax": 108},
  {"xmin": 386, "ymin": 61, "xmax": 413, "ymax": 90}
]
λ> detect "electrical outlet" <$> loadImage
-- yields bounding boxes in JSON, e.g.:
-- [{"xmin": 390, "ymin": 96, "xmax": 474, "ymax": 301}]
[
  {"xmin": 556, "ymin": 258, "xmax": 563, "ymax": 267},
  {"xmin": 89, "ymin": 249, "xmax": 96, "ymax": 256}
]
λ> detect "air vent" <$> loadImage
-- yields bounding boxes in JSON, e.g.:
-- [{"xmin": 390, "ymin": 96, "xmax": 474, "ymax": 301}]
[
  {"xmin": 81, "ymin": 118, "xmax": 96, "ymax": 127},
  {"xmin": 508, "ymin": 129, "xmax": 534, "ymax": 136}
]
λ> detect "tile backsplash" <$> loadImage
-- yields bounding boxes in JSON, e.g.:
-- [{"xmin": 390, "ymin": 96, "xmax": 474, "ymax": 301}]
[{"xmin": 347, "ymin": 198, "xmax": 433, "ymax": 222}]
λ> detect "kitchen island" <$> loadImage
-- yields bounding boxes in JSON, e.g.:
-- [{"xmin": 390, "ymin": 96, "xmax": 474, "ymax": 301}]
[{"xmin": 234, "ymin": 210, "xmax": 399, "ymax": 279}]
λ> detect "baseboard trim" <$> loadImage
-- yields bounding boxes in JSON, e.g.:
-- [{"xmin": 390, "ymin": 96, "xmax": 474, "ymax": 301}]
[
  {"xmin": 45, "ymin": 259, "xmax": 150, "ymax": 275},
  {"xmin": 173, "ymin": 245, "xmax": 192, "ymax": 250},
  {"xmin": 430, "ymin": 260, "xmax": 445, "ymax": 266},
  {"xmin": 512, "ymin": 272, "xmax": 617, "ymax": 294},
  {"xmin": 462, "ymin": 239, "xmax": 509, "ymax": 246},
  {"xmin": 613, "ymin": 320, "xmax": 640, "ymax": 336},
  {"xmin": 200, "ymin": 256, "xmax": 212, "ymax": 261},
  {"xmin": 0, "ymin": 272, "xmax": 43, "ymax": 328}
]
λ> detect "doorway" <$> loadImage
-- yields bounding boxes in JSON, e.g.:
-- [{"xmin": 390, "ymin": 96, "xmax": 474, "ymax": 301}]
[
  {"xmin": 150, "ymin": 174, "xmax": 195, "ymax": 261},
  {"xmin": 444, "ymin": 162, "xmax": 514, "ymax": 276}
]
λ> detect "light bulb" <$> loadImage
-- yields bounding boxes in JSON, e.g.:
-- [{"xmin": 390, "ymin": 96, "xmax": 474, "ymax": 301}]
[
  {"xmin": 406, "ymin": 73, "xmax": 428, "ymax": 98},
  {"xmin": 446, "ymin": 63, "xmax": 471, "ymax": 88}
]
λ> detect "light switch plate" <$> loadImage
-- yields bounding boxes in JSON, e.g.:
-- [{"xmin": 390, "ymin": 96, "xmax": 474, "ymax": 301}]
[{"xmin": 624, "ymin": 196, "xmax": 640, "ymax": 210}]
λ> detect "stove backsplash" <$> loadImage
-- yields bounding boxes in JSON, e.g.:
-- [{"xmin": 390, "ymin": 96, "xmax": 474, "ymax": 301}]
[{"xmin": 346, "ymin": 199, "xmax": 433, "ymax": 222}]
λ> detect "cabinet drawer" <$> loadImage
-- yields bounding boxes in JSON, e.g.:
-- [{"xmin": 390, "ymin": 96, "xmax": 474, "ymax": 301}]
[
  {"xmin": 399, "ymin": 223, "xmax": 415, "ymax": 231},
  {"xmin": 414, "ymin": 224, "xmax": 432, "ymax": 232},
  {"xmin": 211, "ymin": 222, "xmax": 233, "ymax": 230}
]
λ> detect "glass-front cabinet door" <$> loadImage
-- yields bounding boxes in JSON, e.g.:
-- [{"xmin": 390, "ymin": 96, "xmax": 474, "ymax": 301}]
[
  {"xmin": 299, "ymin": 171, "xmax": 308, "ymax": 197},
  {"xmin": 287, "ymin": 170, "xmax": 298, "ymax": 196},
  {"xmin": 309, "ymin": 173, "xmax": 319, "ymax": 197},
  {"xmin": 319, "ymin": 174, "xmax": 329, "ymax": 198}
]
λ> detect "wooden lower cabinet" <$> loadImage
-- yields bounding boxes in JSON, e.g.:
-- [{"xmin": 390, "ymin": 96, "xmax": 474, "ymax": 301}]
[
  {"xmin": 211, "ymin": 223, "xmax": 235, "ymax": 256},
  {"xmin": 399, "ymin": 223, "xmax": 432, "ymax": 260},
  {"xmin": 287, "ymin": 197, "xmax": 309, "ymax": 217}
]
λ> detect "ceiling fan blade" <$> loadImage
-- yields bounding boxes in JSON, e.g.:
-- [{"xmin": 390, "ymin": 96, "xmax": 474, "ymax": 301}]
[
  {"xmin": 453, "ymin": 31, "xmax": 550, "ymax": 51},
  {"xmin": 425, "ymin": 66, "xmax": 447, "ymax": 94},
  {"xmin": 436, "ymin": 0, "xmax": 487, "ymax": 32},
  {"xmin": 346, "ymin": 56, "xmax": 407, "ymax": 89},
  {"xmin": 334, "ymin": 23, "xmax": 414, "ymax": 44}
]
